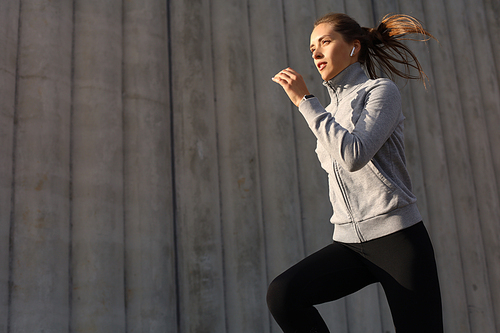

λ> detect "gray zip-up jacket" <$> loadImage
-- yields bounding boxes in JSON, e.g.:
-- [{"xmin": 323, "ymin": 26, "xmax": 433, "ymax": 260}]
[{"xmin": 298, "ymin": 62, "xmax": 422, "ymax": 243}]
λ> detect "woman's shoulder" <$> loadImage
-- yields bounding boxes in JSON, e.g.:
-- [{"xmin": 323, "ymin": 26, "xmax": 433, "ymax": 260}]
[
  {"xmin": 364, "ymin": 76, "xmax": 398, "ymax": 90},
  {"xmin": 340, "ymin": 73, "xmax": 400, "ymax": 104},
  {"xmin": 361, "ymin": 77, "xmax": 401, "ymax": 100}
]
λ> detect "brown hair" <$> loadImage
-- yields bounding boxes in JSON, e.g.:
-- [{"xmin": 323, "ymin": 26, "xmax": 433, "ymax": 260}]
[{"xmin": 314, "ymin": 13, "xmax": 436, "ymax": 84}]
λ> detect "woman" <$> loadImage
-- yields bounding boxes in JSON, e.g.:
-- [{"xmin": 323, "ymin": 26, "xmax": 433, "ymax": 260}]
[{"xmin": 268, "ymin": 13, "xmax": 443, "ymax": 333}]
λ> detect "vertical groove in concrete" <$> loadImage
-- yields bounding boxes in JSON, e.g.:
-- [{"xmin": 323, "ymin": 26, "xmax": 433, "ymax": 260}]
[
  {"xmin": 2, "ymin": 1, "xmax": 21, "ymax": 332},
  {"xmin": 121, "ymin": 2, "xmax": 128, "ymax": 332},
  {"xmin": 68, "ymin": 1, "xmax": 77, "ymax": 331},
  {"xmin": 165, "ymin": 0, "xmax": 182, "ymax": 332}
]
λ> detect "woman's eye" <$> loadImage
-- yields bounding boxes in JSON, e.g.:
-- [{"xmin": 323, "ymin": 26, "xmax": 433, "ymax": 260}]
[{"xmin": 322, "ymin": 40, "xmax": 330, "ymax": 45}]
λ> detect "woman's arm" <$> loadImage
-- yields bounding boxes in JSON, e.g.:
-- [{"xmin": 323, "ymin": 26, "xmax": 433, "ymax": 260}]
[
  {"xmin": 299, "ymin": 80, "xmax": 402, "ymax": 172},
  {"xmin": 272, "ymin": 67, "xmax": 402, "ymax": 172}
]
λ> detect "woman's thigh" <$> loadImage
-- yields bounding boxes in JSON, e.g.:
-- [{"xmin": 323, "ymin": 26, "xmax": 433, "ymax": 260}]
[
  {"xmin": 346, "ymin": 222, "xmax": 443, "ymax": 332},
  {"xmin": 267, "ymin": 241, "xmax": 377, "ymax": 309}
]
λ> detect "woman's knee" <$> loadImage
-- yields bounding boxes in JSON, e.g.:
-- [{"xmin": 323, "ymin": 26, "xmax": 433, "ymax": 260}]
[{"xmin": 267, "ymin": 274, "xmax": 294, "ymax": 314}]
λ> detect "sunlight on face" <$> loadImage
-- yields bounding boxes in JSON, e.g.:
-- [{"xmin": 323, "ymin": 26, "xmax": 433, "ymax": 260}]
[{"xmin": 310, "ymin": 23, "xmax": 358, "ymax": 81}]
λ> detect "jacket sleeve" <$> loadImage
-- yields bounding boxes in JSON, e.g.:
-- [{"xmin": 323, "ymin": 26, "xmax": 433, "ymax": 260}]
[{"xmin": 298, "ymin": 80, "xmax": 402, "ymax": 172}]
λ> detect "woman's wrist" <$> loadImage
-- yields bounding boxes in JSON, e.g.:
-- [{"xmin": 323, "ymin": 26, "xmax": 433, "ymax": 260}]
[{"xmin": 298, "ymin": 94, "xmax": 315, "ymax": 106}]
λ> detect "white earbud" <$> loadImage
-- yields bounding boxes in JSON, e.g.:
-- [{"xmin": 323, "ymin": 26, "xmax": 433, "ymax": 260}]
[{"xmin": 350, "ymin": 47, "xmax": 355, "ymax": 57}]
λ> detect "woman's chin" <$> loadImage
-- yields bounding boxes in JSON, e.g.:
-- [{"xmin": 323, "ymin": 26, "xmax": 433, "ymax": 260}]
[{"xmin": 322, "ymin": 73, "xmax": 333, "ymax": 81}]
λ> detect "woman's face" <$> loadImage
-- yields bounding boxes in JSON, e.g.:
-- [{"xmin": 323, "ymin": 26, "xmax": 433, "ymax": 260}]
[{"xmin": 310, "ymin": 23, "xmax": 358, "ymax": 81}]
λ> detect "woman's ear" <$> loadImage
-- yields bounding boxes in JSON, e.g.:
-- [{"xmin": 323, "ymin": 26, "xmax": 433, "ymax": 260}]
[{"xmin": 350, "ymin": 40, "xmax": 361, "ymax": 57}]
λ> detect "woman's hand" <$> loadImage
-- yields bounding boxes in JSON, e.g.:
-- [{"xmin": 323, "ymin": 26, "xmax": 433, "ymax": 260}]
[{"xmin": 272, "ymin": 68, "xmax": 311, "ymax": 107}]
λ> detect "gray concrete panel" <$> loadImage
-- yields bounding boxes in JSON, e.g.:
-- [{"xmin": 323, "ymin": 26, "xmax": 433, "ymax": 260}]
[
  {"xmin": 9, "ymin": 0, "xmax": 72, "ymax": 331},
  {"xmin": 122, "ymin": 0, "xmax": 177, "ymax": 332},
  {"xmin": 170, "ymin": 0, "xmax": 226, "ymax": 332},
  {"xmin": 70, "ymin": 0, "xmax": 125, "ymax": 331},
  {"xmin": 210, "ymin": 0, "xmax": 269, "ymax": 332}
]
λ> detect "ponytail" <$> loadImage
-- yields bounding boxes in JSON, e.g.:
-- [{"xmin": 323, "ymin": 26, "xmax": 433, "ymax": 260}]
[{"xmin": 314, "ymin": 13, "xmax": 436, "ymax": 85}]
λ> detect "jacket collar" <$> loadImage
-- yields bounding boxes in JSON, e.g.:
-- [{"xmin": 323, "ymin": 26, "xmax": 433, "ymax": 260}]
[{"xmin": 323, "ymin": 62, "xmax": 368, "ymax": 101}]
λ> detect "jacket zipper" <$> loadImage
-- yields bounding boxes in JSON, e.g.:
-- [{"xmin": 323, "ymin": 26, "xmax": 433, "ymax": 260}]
[
  {"xmin": 332, "ymin": 136, "xmax": 364, "ymax": 242},
  {"xmin": 328, "ymin": 81, "xmax": 365, "ymax": 242},
  {"xmin": 327, "ymin": 81, "xmax": 340, "ymax": 108}
]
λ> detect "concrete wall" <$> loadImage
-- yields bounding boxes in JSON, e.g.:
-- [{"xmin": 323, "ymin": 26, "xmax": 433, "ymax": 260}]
[{"xmin": 1, "ymin": 0, "xmax": 499, "ymax": 332}]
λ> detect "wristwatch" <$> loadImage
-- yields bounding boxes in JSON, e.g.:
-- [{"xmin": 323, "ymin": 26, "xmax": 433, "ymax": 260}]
[{"xmin": 302, "ymin": 94, "xmax": 315, "ymax": 102}]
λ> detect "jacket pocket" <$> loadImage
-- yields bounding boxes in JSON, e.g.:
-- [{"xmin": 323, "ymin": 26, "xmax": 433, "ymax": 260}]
[{"xmin": 334, "ymin": 160, "xmax": 400, "ymax": 221}]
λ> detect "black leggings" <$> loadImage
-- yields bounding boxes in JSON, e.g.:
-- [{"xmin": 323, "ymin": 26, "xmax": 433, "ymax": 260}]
[{"xmin": 267, "ymin": 222, "xmax": 443, "ymax": 333}]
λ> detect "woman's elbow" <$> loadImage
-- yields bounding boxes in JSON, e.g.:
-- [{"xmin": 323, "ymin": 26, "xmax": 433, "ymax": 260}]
[
  {"xmin": 338, "ymin": 154, "xmax": 368, "ymax": 172},
  {"xmin": 336, "ymin": 140, "xmax": 369, "ymax": 172}
]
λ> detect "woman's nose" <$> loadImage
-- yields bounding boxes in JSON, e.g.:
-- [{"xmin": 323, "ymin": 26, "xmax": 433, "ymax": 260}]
[{"xmin": 312, "ymin": 49, "xmax": 322, "ymax": 59}]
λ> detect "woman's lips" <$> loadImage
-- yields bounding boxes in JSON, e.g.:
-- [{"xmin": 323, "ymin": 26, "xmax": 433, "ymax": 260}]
[{"xmin": 317, "ymin": 62, "xmax": 327, "ymax": 71}]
